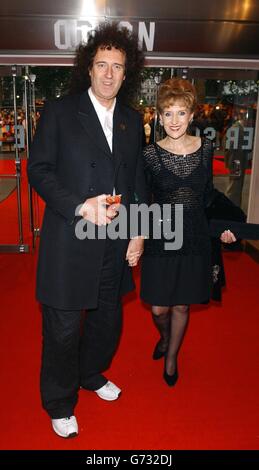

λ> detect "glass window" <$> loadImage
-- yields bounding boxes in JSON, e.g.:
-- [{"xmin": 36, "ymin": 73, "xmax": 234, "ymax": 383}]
[{"xmin": 139, "ymin": 68, "xmax": 259, "ymax": 214}]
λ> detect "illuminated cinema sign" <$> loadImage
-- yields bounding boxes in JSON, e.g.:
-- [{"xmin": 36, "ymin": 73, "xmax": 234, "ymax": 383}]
[
  {"xmin": 54, "ymin": 20, "xmax": 155, "ymax": 51},
  {"xmin": 0, "ymin": 0, "xmax": 259, "ymax": 59}
]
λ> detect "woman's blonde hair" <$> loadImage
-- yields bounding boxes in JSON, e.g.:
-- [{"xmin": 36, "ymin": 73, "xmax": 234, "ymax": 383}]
[{"xmin": 157, "ymin": 78, "xmax": 197, "ymax": 114}]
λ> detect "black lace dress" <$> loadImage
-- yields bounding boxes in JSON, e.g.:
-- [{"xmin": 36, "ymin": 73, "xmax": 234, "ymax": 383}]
[{"xmin": 140, "ymin": 138, "xmax": 214, "ymax": 306}]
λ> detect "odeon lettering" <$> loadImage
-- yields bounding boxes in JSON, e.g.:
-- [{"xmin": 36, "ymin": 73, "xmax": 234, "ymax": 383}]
[{"xmin": 54, "ymin": 19, "xmax": 155, "ymax": 51}]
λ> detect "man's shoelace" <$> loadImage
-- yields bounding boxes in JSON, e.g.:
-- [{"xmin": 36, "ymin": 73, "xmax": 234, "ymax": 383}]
[{"xmin": 61, "ymin": 417, "xmax": 74, "ymax": 424}]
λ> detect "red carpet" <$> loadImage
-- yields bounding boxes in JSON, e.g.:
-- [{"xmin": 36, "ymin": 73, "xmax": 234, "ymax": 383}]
[{"xmin": 0, "ymin": 248, "xmax": 259, "ymax": 450}]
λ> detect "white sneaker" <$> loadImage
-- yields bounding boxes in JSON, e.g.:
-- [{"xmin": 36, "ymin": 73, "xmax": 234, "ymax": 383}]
[
  {"xmin": 51, "ymin": 416, "xmax": 78, "ymax": 438},
  {"xmin": 95, "ymin": 381, "xmax": 121, "ymax": 401}
]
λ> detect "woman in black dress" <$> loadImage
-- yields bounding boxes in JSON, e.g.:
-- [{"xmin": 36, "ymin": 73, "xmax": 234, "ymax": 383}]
[{"xmin": 140, "ymin": 78, "xmax": 236, "ymax": 386}]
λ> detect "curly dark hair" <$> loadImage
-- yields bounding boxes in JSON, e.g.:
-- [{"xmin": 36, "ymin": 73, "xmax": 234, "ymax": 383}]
[{"xmin": 69, "ymin": 22, "xmax": 144, "ymax": 105}]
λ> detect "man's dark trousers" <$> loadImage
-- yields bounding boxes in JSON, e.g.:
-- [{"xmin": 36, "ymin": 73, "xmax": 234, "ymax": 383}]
[{"xmin": 40, "ymin": 237, "xmax": 122, "ymax": 419}]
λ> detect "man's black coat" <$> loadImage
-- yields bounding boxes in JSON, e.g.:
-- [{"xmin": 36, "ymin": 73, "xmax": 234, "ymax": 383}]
[{"xmin": 28, "ymin": 91, "xmax": 147, "ymax": 310}]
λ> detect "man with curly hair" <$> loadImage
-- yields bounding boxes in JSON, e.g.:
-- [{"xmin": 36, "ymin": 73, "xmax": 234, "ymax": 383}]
[{"xmin": 28, "ymin": 22, "xmax": 147, "ymax": 438}]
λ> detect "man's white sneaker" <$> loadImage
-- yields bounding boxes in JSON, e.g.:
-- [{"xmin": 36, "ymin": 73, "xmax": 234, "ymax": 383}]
[
  {"xmin": 95, "ymin": 381, "xmax": 121, "ymax": 401},
  {"xmin": 51, "ymin": 416, "xmax": 78, "ymax": 438}
]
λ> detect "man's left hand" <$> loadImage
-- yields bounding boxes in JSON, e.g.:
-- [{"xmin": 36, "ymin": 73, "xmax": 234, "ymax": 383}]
[{"xmin": 106, "ymin": 202, "xmax": 121, "ymax": 219}]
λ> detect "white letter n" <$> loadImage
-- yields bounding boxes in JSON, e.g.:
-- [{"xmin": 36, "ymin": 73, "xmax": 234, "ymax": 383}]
[{"xmin": 138, "ymin": 22, "xmax": 155, "ymax": 51}]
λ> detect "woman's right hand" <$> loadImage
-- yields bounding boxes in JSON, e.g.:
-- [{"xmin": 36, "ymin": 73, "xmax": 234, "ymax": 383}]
[{"xmin": 220, "ymin": 229, "xmax": 237, "ymax": 243}]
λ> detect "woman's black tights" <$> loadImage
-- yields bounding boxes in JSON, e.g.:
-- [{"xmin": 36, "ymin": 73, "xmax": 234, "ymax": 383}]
[{"xmin": 152, "ymin": 305, "xmax": 190, "ymax": 375}]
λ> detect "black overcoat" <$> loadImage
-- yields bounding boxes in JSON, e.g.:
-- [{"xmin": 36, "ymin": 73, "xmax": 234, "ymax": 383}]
[{"xmin": 28, "ymin": 91, "xmax": 147, "ymax": 310}]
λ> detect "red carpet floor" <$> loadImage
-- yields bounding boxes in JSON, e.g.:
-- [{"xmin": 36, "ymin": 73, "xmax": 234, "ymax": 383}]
[{"xmin": 0, "ymin": 248, "xmax": 259, "ymax": 450}]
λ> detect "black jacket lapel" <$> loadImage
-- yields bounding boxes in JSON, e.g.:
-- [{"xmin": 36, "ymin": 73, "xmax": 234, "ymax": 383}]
[
  {"xmin": 77, "ymin": 91, "xmax": 112, "ymax": 158},
  {"xmin": 113, "ymin": 102, "xmax": 129, "ymax": 172}
]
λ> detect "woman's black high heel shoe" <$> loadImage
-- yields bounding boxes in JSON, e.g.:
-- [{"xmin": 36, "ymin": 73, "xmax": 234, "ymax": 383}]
[
  {"xmin": 163, "ymin": 358, "xmax": 178, "ymax": 386},
  {"xmin": 152, "ymin": 340, "xmax": 167, "ymax": 360}
]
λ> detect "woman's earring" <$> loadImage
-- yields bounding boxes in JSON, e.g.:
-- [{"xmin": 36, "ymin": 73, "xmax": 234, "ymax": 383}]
[{"xmin": 159, "ymin": 120, "xmax": 163, "ymax": 126}]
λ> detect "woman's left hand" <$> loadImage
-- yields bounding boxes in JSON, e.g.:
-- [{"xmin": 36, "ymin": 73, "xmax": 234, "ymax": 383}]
[
  {"xmin": 220, "ymin": 230, "xmax": 237, "ymax": 243},
  {"xmin": 126, "ymin": 237, "xmax": 145, "ymax": 267}
]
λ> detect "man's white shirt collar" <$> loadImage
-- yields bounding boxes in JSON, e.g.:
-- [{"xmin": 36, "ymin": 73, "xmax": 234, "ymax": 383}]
[
  {"xmin": 88, "ymin": 88, "xmax": 116, "ymax": 125},
  {"xmin": 88, "ymin": 88, "xmax": 116, "ymax": 152}
]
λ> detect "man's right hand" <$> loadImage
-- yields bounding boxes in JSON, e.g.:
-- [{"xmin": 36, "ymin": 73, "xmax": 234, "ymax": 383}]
[{"xmin": 78, "ymin": 194, "xmax": 115, "ymax": 226}]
